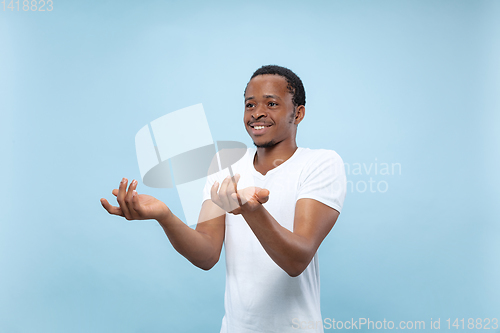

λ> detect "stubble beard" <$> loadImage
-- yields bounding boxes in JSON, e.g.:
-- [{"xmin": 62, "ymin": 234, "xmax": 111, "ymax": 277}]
[
  {"xmin": 253, "ymin": 139, "xmax": 277, "ymax": 148},
  {"xmin": 251, "ymin": 109, "xmax": 296, "ymax": 149}
]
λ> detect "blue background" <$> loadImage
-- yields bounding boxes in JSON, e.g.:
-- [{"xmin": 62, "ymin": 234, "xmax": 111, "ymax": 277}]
[{"xmin": 1, "ymin": 1, "xmax": 499, "ymax": 332}]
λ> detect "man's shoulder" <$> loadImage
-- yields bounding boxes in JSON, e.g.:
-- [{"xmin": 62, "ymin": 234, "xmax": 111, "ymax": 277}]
[{"xmin": 298, "ymin": 147, "xmax": 343, "ymax": 164}]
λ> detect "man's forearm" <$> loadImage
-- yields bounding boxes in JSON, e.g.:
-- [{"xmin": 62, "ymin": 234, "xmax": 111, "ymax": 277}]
[
  {"xmin": 241, "ymin": 206, "xmax": 315, "ymax": 277},
  {"xmin": 157, "ymin": 212, "xmax": 220, "ymax": 270}
]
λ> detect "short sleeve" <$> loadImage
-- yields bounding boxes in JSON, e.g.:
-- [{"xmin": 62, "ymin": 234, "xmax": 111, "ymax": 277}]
[{"xmin": 296, "ymin": 150, "xmax": 347, "ymax": 213}]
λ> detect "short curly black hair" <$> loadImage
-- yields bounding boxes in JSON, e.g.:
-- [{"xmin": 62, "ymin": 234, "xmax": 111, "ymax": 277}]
[{"xmin": 245, "ymin": 65, "xmax": 306, "ymax": 107}]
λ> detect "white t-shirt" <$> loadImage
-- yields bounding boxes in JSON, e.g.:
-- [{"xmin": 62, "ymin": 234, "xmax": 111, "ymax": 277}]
[{"xmin": 202, "ymin": 147, "xmax": 347, "ymax": 333}]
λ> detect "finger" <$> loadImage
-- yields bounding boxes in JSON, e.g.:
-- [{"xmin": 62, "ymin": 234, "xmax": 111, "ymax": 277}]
[
  {"xmin": 234, "ymin": 186, "xmax": 252, "ymax": 206},
  {"xmin": 226, "ymin": 176, "xmax": 237, "ymax": 200},
  {"xmin": 100, "ymin": 198, "xmax": 124, "ymax": 216},
  {"xmin": 112, "ymin": 189, "xmax": 118, "ymax": 197},
  {"xmin": 117, "ymin": 178, "xmax": 132, "ymax": 220},
  {"xmin": 230, "ymin": 174, "xmax": 243, "ymax": 206},
  {"xmin": 125, "ymin": 179, "xmax": 139, "ymax": 218},
  {"xmin": 131, "ymin": 190, "xmax": 143, "ymax": 217},
  {"xmin": 256, "ymin": 188, "xmax": 270, "ymax": 204},
  {"xmin": 219, "ymin": 176, "xmax": 234, "ymax": 211},
  {"xmin": 226, "ymin": 176, "xmax": 243, "ymax": 211},
  {"xmin": 210, "ymin": 181, "xmax": 224, "ymax": 208},
  {"xmin": 232, "ymin": 173, "xmax": 241, "ymax": 187},
  {"xmin": 229, "ymin": 174, "xmax": 241, "ymax": 196}
]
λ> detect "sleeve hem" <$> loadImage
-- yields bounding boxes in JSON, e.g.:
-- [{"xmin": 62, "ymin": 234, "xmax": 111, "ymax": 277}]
[{"xmin": 296, "ymin": 195, "xmax": 342, "ymax": 214}]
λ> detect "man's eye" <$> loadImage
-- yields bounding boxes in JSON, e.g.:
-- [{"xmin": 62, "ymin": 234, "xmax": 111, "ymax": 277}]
[
  {"xmin": 268, "ymin": 102, "xmax": 277, "ymax": 107},
  {"xmin": 246, "ymin": 103, "xmax": 254, "ymax": 108}
]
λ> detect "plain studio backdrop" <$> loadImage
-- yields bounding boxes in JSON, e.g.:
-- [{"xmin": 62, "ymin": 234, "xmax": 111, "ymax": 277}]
[{"xmin": 1, "ymin": 1, "xmax": 499, "ymax": 332}]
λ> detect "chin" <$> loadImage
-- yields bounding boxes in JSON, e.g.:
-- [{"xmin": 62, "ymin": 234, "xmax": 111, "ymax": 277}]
[{"xmin": 253, "ymin": 140, "xmax": 277, "ymax": 148}]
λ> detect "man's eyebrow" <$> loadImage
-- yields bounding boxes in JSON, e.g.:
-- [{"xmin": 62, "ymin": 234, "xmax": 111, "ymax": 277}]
[
  {"xmin": 263, "ymin": 94, "xmax": 282, "ymax": 100},
  {"xmin": 245, "ymin": 95, "xmax": 282, "ymax": 102}
]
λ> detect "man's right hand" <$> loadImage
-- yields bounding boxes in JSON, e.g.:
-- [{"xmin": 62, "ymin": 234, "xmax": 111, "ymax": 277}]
[
  {"xmin": 100, "ymin": 178, "xmax": 171, "ymax": 221},
  {"xmin": 101, "ymin": 177, "xmax": 225, "ymax": 270}
]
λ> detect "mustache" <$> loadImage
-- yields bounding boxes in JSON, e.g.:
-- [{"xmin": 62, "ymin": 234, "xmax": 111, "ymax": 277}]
[{"xmin": 248, "ymin": 122, "xmax": 273, "ymax": 126}]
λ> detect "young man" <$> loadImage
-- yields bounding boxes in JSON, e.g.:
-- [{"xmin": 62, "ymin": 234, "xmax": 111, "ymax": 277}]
[{"xmin": 101, "ymin": 65, "xmax": 347, "ymax": 332}]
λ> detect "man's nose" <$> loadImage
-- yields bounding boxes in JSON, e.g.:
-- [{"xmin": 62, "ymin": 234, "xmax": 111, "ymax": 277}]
[{"xmin": 251, "ymin": 105, "xmax": 267, "ymax": 119}]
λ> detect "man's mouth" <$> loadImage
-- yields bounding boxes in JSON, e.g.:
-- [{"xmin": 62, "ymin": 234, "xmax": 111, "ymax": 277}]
[
  {"xmin": 249, "ymin": 123, "xmax": 272, "ymax": 134},
  {"xmin": 249, "ymin": 123, "xmax": 272, "ymax": 129}
]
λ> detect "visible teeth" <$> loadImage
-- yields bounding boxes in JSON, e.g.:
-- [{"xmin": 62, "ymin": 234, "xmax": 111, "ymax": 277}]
[{"xmin": 254, "ymin": 126, "xmax": 265, "ymax": 130}]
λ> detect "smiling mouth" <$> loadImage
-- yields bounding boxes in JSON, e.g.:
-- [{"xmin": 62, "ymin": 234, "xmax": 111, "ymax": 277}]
[
  {"xmin": 249, "ymin": 124, "xmax": 272, "ymax": 136},
  {"xmin": 250, "ymin": 124, "xmax": 272, "ymax": 129}
]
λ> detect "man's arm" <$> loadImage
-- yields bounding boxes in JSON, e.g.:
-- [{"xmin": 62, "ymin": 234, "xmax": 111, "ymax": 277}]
[
  {"xmin": 211, "ymin": 175, "xmax": 339, "ymax": 277},
  {"xmin": 101, "ymin": 178, "xmax": 226, "ymax": 270},
  {"xmin": 158, "ymin": 199, "xmax": 226, "ymax": 270},
  {"xmin": 241, "ymin": 198, "xmax": 339, "ymax": 277}
]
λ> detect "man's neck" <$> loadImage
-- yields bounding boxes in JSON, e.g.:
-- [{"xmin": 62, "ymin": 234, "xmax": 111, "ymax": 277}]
[{"xmin": 253, "ymin": 141, "xmax": 298, "ymax": 176}]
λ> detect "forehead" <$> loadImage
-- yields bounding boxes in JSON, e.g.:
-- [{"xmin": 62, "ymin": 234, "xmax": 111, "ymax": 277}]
[{"xmin": 245, "ymin": 74, "xmax": 292, "ymax": 99}]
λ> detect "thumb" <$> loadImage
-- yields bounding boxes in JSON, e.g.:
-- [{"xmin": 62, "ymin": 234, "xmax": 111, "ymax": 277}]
[{"xmin": 256, "ymin": 188, "xmax": 270, "ymax": 204}]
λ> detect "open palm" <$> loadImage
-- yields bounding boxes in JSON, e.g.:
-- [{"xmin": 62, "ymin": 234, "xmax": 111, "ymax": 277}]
[{"xmin": 101, "ymin": 178, "xmax": 170, "ymax": 221}]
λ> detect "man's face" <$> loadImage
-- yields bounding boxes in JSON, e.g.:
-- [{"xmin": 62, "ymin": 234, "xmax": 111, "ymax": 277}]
[{"xmin": 244, "ymin": 74, "xmax": 301, "ymax": 148}]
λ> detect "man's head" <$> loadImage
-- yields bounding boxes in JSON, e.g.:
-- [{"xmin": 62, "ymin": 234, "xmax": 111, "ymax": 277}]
[
  {"xmin": 245, "ymin": 65, "xmax": 306, "ymax": 108},
  {"xmin": 244, "ymin": 65, "xmax": 306, "ymax": 149}
]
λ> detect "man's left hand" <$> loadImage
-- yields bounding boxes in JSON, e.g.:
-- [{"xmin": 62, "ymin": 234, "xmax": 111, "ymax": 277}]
[{"xmin": 210, "ymin": 174, "xmax": 269, "ymax": 215}]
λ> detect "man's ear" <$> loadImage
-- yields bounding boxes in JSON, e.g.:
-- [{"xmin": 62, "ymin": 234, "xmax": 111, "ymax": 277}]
[{"xmin": 294, "ymin": 105, "xmax": 305, "ymax": 125}]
